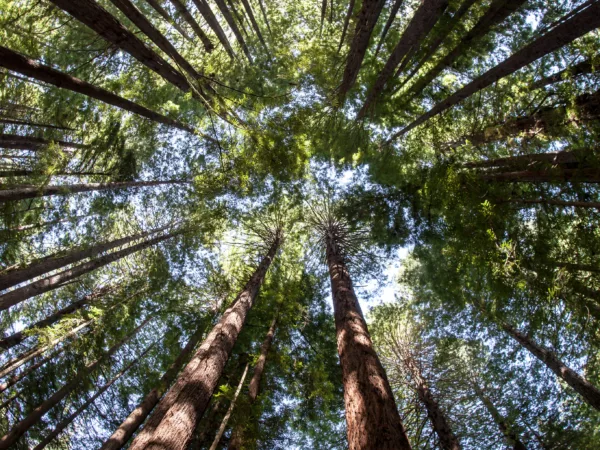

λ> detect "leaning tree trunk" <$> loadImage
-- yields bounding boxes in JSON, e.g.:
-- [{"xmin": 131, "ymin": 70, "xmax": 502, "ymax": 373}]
[
  {"xmin": 256, "ymin": 0, "xmax": 271, "ymax": 35},
  {"xmin": 0, "ymin": 317, "xmax": 152, "ymax": 449},
  {"xmin": 0, "ymin": 46, "xmax": 194, "ymax": 133},
  {"xmin": 0, "ymin": 347, "xmax": 65, "ymax": 394},
  {"xmin": 0, "ymin": 228, "xmax": 181, "ymax": 311},
  {"xmin": 374, "ymin": 0, "xmax": 406, "ymax": 56},
  {"xmin": 144, "ymin": 0, "xmax": 193, "ymax": 41},
  {"xmin": 393, "ymin": 2, "xmax": 600, "ymax": 139},
  {"xmin": 533, "ymin": 58, "xmax": 597, "ymax": 88},
  {"xmin": 32, "ymin": 343, "xmax": 156, "ymax": 450},
  {"xmin": 99, "ymin": 323, "xmax": 206, "ymax": 450},
  {"xmin": 0, "ymin": 118, "xmax": 73, "ymax": 130},
  {"xmin": 472, "ymin": 382, "xmax": 527, "ymax": 450},
  {"xmin": 0, "ymin": 179, "xmax": 188, "ymax": 203},
  {"xmin": 325, "ymin": 232, "xmax": 412, "ymax": 450},
  {"xmin": 501, "ymin": 321, "xmax": 600, "ymax": 411},
  {"xmin": 359, "ymin": 0, "xmax": 448, "ymax": 117},
  {"xmin": 191, "ymin": 0, "xmax": 235, "ymax": 58},
  {"xmin": 0, "ymin": 134, "xmax": 85, "ymax": 150},
  {"xmin": 337, "ymin": 0, "xmax": 385, "ymax": 102},
  {"xmin": 226, "ymin": 0, "xmax": 249, "ymax": 37},
  {"xmin": 167, "ymin": 0, "xmax": 214, "ymax": 51},
  {"xmin": 480, "ymin": 168, "xmax": 600, "ymax": 184},
  {"xmin": 464, "ymin": 150, "xmax": 580, "ymax": 169},
  {"xmin": 127, "ymin": 236, "xmax": 281, "ymax": 450},
  {"xmin": 337, "ymin": 0, "xmax": 355, "ymax": 52},
  {"xmin": 228, "ymin": 311, "xmax": 278, "ymax": 450},
  {"xmin": 239, "ymin": 0, "xmax": 268, "ymax": 52},
  {"xmin": 214, "ymin": 0, "xmax": 252, "ymax": 61}
]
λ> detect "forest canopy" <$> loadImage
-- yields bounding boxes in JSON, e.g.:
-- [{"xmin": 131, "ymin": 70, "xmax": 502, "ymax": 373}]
[{"xmin": 1, "ymin": 0, "xmax": 600, "ymax": 449}]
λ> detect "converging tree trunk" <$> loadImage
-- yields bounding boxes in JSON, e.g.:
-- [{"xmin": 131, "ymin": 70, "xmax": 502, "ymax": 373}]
[
  {"xmin": 374, "ymin": 0, "xmax": 405, "ymax": 56},
  {"xmin": 144, "ymin": 0, "xmax": 193, "ymax": 41},
  {"xmin": 191, "ymin": 0, "xmax": 235, "ymax": 58},
  {"xmin": 127, "ymin": 234, "xmax": 281, "ymax": 450},
  {"xmin": 240, "ymin": 0, "xmax": 268, "ymax": 52},
  {"xmin": 533, "ymin": 58, "xmax": 598, "ymax": 88},
  {"xmin": 0, "ymin": 347, "xmax": 65, "ymax": 394},
  {"xmin": 0, "ymin": 118, "xmax": 73, "ymax": 130},
  {"xmin": 0, "ymin": 133, "xmax": 86, "ymax": 150},
  {"xmin": 214, "ymin": 0, "xmax": 252, "ymax": 61},
  {"xmin": 480, "ymin": 168, "xmax": 600, "ymax": 184},
  {"xmin": 337, "ymin": 0, "xmax": 355, "ymax": 52},
  {"xmin": 325, "ymin": 229, "xmax": 412, "ymax": 450},
  {"xmin": 167, "ymin": 0, "xmax": 214, "ymax": 51}
]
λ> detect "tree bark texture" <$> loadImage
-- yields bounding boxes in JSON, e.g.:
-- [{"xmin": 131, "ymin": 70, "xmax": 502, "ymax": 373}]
[{"xmin": 190, "ymin": 0, "xmax": 235, "ymax": 57}]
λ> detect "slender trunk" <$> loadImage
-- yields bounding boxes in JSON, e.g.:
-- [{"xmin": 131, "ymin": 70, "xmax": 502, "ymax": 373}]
[
  {"xmin": 228, "ymin": 312, "xmax": 278, "ymax": 450},
  {"xmin": 499, "ymin": 198, "xmax": 600, "ymax": 211},
  {"xmin": 501, "ymin": 321, "xmax": 600, "ymax": 410},
  {"xmin": 0, "ymin": 229, "xmax": 182, "ymax": 311},
  {"xmin": 464, "ymin": 151, "xmax": 579, "ymax": 169},
  {"xmin": 0, "ymin": 214, "xmax": 90, "ymax": 234},
  {"xmin": 320, "ymin": 0, "xmax": 327, "ymax": 35},
  {"xmin": 0, "ymin": 317, "xmax": 152, "ymax": 450},
  {"xmin": 0, "ymin": 179, "xmax": 188, "ymax": 203},
  {"xmin": 144, "ymin": 0, "xmax": 194, "ymax": 41},
  {"xmin": 191, "ymin": 0, "xmax": 235, "ymax": 58},
  {"xmin": 49, "ymin": 0, "xmax": 191, "ymax": 93},
  {"xmin": 337, "ymin": 0, "xmax": 355, "ymax": 52},
  {"xmin": 359, "ymin": 0, "xmax": 448, "ymax": 117},
  {"xmin": 0, "ymin": 46, "xmax": 194, "ymax": 133},
  {"xmin": 0, "ymin": 133, "xmax": 86, "ymax": 150},
  {"xmin": 0, "ymin": 118, "xmax": 73, "ymax": 131},
  {"xmin": 214, "ymin": 0, "xmax": 252, "ymax": 61},
  {"xmin": 480, "ymin": 168, "xmax": 600, "ymax": 184},
  {"xmin": 337, "ymin": 0, "xmax": 385, "ymax": 102},
  {"xmin": 227, "ymin": 0, "xmax": 249, "ymax": 38},
  {"xmin": 0, "ymin": 347, "xmax": 65, "ymax": 394},
  {"xmin": 394, "ymin": 2, "xmax": 600, "ymax": 139},
  {"xmin": 0, "ymin": 285, "xmax": 113, "ymax": 350},
  {"xmin": 167, "ymin": 0, "xmax": 215, "ymax": 52},
  {"xmin": 0, "ymin": 226, "xmax": 165, "ymax": 291},
  {"xmin": 127, "ymin": 236, "xmax": 281, "ymax": 450},
  {"xmin": 374, "ymin": 0, "xmax": 405, "ymax": 56},
  {"xmin": 325, "ymin": 232, "xmax": 411, "ymax": 450},
  {"xmin": 240, "ymin": 0, "xmax": 268, "ymax": 52},
  {"xmin": 32, "ymin": 343, "xmax": 155, "ymax": 450},
  {"xmin": 472, "ymin": 383, "xmax": 527, "ymax": 450},
  {"xmin": 99, "ymin": 324, "xmax": 206, "ymax": 450},
  {"xmin": 533, "ymin": 58, "xmax": 597, "ymax": 88},
  {"xmin": 208, "ymin": 363, "xmax": 249, "ymax": 450},
  {"xmin": 256, "ymin": 0, "xmax": 271, "ymax": 35},
  {"xmin": 0, "ymin": 170, "xmax": 109, "ymax": 178}
]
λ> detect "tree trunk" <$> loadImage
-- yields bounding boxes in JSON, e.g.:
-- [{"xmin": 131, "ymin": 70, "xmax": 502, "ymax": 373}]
[
  {"xmin": 214, "ymin": 0, "xmax": 252, "ymax": 62},
  {"xmin": 0, "ymin": 170, "xmax": 110, "ymax": 178},
  {"xmin": 374, "ymin": 0, "xmax": 405, "ymax": 56},
  {"xmin": 49, "ymin": 0, "xmax": 192, "ymax": 93},
  {"xmin": 464, "ymin": 150, "xmax": 579, "ymax": 169},
  {"xmin": 337, "ymin": 0, "xmax": 385, "ymax": 102},
  {"xmin": 99, "ymin": 323, "xmax": 206, "ymax": 450},
  {"xmin": 320, "ymin": 0, "xmax": 327, "ymax": 35},
  {"xmin": 0, "ymin": 317, "xmax": 152, "ymax": 449},
  {"xmin": 0, "ymin": 229, "xmax": 182, "ymax": 311},
  {"xmin": 394, "ymin": 2, "xmax": 600, "ymax": 139},
  {"xmin": 0, "ymin": 285, "xmax": 113, "ymax": 350},
  {"xmin": 32, "ymin": 343, "xmax": 155, "ymax": 450},
  {"xmin": 501, "ymin": 321, "xmax": 600, "ymax": 410},
  {"xmin": 0, "ymin": 179, "xmax": 188, "ymax": 203},
  {"xmin": 533, "ymin": 58, "xmax": 597, "ymax": 88},
  {"xmin": 325, "ymin": 232, "xmax": 411, "ymax": 450},
  {"xmin": 480, "ymin": 168, "xmax": 600, "ymax": 184},
  {"xmin": 256, "ymin": 0, "xmax": 271, "ymax": 35},
  {"xmin": 0, "ymin": 46, "xmax": 195, "ymax": 133},
  {"xmin": 239, "ymin": 0, "xmax": 268, "ymax": 52},
  {"xmin": 226, "ymin": 0, "xmax": 249, "ymax": 38},
  {"xmin": 191, "ymin": 0, "xmax": 235, "ymax": 58},
  {"xmin": 359, "ymin": 0, "xmax": 448, "ymax": 117},
  {"xmin": 144, "ymin": 0, "xmax": 194, "ymax": 41},
  {"xmin": 228, "ymin": 312, "xmax": 278, "ymax": 450},
  {"xmin": 127, "ymin": 235, "xmax": 280, "ymax": 450},
  {"xmin": 208, "ymin": 363, "xmax": 249, "ymax": 450},
  {"xmin": 472, "ymin": 383, "xmax": 527, "ymax": 450},
  {"xmin": 167, "ymin": 0, "xmax": 214, "ymax": 52},
  {"xmin": 401, "ymin": 352, "xmax": 460, "ymax": 450},
  {"xmin": 0, "ymin": 133, "xmax": 86, "ymax": 150},
  {"xmin": 499, "ymin": 198, "xmax": 600, "ymax": 211},
  {"xmin": 0, "ymin": 347, "xmax": 65, "ymax": 394},
  {"xmin": 337, "ymin": 0, "xmax": 355, "ymax": 52},
  {"xmin": 0, "ymin": 118, "xmax": 74, "ymax": 131}
]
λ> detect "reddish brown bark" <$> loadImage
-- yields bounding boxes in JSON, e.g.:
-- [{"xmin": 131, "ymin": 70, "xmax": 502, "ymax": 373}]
[
  {"xmin": 337, "ymin": 0, "xmax": 385, "ymax": 102},
  {"xmin": 374, "ymin": 0, "xmax": 405, "ymax": 56},
  {"xmin": 394, "ymin": 2, "xmax": 600, "ymax": 139},
  {"xmin": 0, "ymin": 317, "xmax": 152, "ymax": 449},
  {"xmin": 214, "ymin": 0, "xmax": 252, "ymax": 61},
  {"xmin": 325, "ymin": 231, "xmax": 411, "ymax": 450},
  {"xmin": 167, "ymin": 0, "xmax": 214, "ymax": 51},
  {"xmin": 0, "ymin": 133, "xmax": 86, "ymax": 150},
  {"xmin": 0, "ymin": 46, "xmax": 194, "ymax": 132},
  {"xmin": 191, "ymin": 0, "xmax": 235, "ymax": 57},
  {"xmin": 127, "ymin": 236, "xmax": 281, "ymax": 450},
  {"xmin": 533, "ymin": 58, "xmax": 597, "ymax": 88}
]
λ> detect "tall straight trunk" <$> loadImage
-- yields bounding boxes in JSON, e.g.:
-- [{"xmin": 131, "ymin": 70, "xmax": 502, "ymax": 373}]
[
  {"xmin": 533, "ymin": 58, "xmax": 597, "ymax": 88},
  {"xmin": 0, "ymin": 229, "xmax": 182, "ymax": 311},
  {"xmin": 208, "ymin": 363, "xmax": 249, "ymax": 450},
  {"xmin": 0, "ymin": 134, "xmax": 86, "ymax": 150},
  {"xmin": 393, "ymin": 2, "xmax": 600, "ymax": 139},
  {"xmin": 402, "ymin": 353, "xmax": 460, "ymax": 450},
  {"xmin": 0, "ymin": 118, "xmax": 74, "ymax": 131},
  {"xmin": 32, "ymin": 343, "xmax": 156, "ymax": 450},
  {"xmin": 500, "ymin": 198, "xmax": 600, "ymax": 211},
  {"xmin": 213, "ymin": 0, "xmax": 252, "ymax": 61},
  {"xmin": 0, "ymin": 317, "xmax": 152, "ymax": 450},
  {"xmin": 320, "ymin": 0, "xmax": 327, "ymax": 35},
  {"xmin": 480, "ymin": 168, "xmax": 600, "ymax": 184},
  {"xmin": 99, "ymin": 324, "xmax": 206, "ymax": 450},
  {"xmin": 337, "ymin": 0, "xmax": 385, "ymax": 102},
  {"xmin": 228, "ymin": 312, "xmax": 278, "ymax": 450},
  {"xmin": 167, "ymin": 0, "xmax": 214, "ymax": 51},
  {"xmin": 359, "ymin": 0, "xmax": 448, "ymax": 117},
  {"xmin": 374, "ymin": 0, "xmax": 405, "ymax": 56},
  {"xmin": 325, "ymin": 232, "xmax": 411, "ymax": 450},
  {"xmin": 0, "ymin": 179, "xmax": 188, "ymax": 203},
  {"xmin": 191, "ymin": 0, "xmax": 236, "ymax": 57},
  {"xmin": 127, "ymin": 236, "xmax": 281, "ymax": 450},
  {"xmin": 0, "ymin": 226, "xmax": 165, "ymax": 291},
  {"xmin": 501, "ymin": 321, "xmax": 600, "ymax": 410},
  {"xmin": 144, "ymin": 0, "xmax": 193, "ymax": 41},
  {"xmin": 49, "ymin": 0, "xmax": 191, "ymax": 93},
  {"xmin": 337, "ymin": 0, "xmax": 355, "ymax": 52},
  {"xmin": 464, "ymin": 150, "xmax": 579, "ymax": 169},
  {"xmin": 0, "ymin": 285, "xmax": 113, "ymax": 350},
  {"xmin": 404, "ymin": 0, "xmax": 527, "ymax": 101},
  {"xmin": 472, "ymin": 383, "xmax": 527, "ymax": 450},
  {"xmin": 256, "ymin": 0, "xmax": 271, "ymax": 35},
  {"xmin": 226, "ymin": 0, "xmax": 249, "ymax": 38},
  {"xmin": 0, "ymin": 348, "xmax": 65, "ymax": 394},
  {"xmin": 0, "ymin": 46, "xmax": 194, "ymax": 133},
  {"xmin": 240, "ymin": 0, "xmax": 268, "ymax": 52}
]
